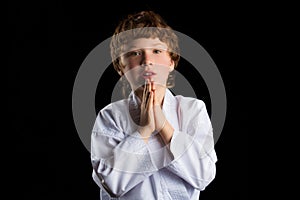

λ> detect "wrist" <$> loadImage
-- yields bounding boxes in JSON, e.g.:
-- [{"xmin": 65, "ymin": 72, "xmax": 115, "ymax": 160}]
[
  {"xmin": 156, "ymin": 118, "xmax": 166, "ymax": 132},
  {"xmin": 138, "ymin": 126, "xmax": 153, "ymax": 138},
  {"xmin": 159, "ymin": 121, "xmax": 174, "ymax": 144}
]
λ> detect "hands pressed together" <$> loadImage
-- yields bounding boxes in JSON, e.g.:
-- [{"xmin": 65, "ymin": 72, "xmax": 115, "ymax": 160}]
[{"xmin": 138, "ymin": 80, "xmax": 174, "ymax": 143}]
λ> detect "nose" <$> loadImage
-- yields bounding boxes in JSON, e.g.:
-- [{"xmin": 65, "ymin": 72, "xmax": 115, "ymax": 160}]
[{"xmin": 141, "ymin": 51, "xmax": 153, "ymax": 67}]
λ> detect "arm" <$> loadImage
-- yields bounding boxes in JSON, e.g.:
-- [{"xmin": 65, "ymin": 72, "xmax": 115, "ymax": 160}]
[
  {"xmin": 91, "ymin": 108, "xmax": 157, "ymax": 197},
  {"xmin": 166, "ymin": 99, "xmax": 218, "ymax": 191}
]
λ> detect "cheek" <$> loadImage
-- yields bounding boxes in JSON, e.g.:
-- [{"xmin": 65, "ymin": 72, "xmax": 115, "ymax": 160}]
[
  {"xmin": 156, "ymin": 54, "xmax": 173, "ymax": 66},
  {"xmin": 158, "ymin": 57, "xmax": 170, "ymax": 64},
  {"xmin": 153, "ymin": 65, "xmax": 170, "ymax": 86},
  {"xmin": 123, "ymin": 59, "xmax": 141, "ymax": 72}
]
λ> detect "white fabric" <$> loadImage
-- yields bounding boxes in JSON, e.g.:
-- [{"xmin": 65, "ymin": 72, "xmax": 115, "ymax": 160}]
[{"xmin": 91, "ymin": 89, "xmax": 217, "ymax": 200}]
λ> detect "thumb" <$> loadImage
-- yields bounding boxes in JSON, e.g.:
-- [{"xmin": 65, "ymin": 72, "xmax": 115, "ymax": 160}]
[{"xmin": 153, "ymin": 89, "xmax": 160, "ymax": 106}]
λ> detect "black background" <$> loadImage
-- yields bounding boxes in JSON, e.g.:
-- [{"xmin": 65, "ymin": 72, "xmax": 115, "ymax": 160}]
[{"xmin": 8, "ymin": 1, "xmax": 250, "ymax": 199}]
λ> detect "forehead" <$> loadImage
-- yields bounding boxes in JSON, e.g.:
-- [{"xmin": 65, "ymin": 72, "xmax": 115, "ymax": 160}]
[{"xmin": 123, "ymin": 38, "xmax": 168, "ymax": 52}]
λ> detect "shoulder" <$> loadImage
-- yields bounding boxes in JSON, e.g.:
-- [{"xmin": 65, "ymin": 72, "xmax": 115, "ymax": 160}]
[
  {"xmin": 175, "ymin": 95, "xmax": 206, "ymax": 111},
  {"xmin": 93, "ymin": 99, "xmax": 131, "ymax": 133},
  {"xmin": 98, "ymin": 99, "xmax": 129, "ymax": 121},
  {"xmin": 173, "ymin": 95, "xmax": 210, "ymax": 124},
  {"xmin": 172, "ymin": 95, "xmax": 211, "ymax": 131}
]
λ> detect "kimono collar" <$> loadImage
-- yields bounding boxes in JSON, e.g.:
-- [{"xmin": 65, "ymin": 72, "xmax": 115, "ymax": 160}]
[{"xmin": 129, "ymin": 88, "xmax": 176, "ymax": 112}]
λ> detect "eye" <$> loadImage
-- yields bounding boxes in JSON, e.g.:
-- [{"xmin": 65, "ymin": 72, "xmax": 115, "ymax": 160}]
[
  {"xmin": 130, "ymin": 51, "xmax": 142, "ymax": 56},
  {"xmin": 153, "ymin": 49, "xmax": 162, "ymax": 54},
  {"xmin": 125, "ymin": 51, "xmax": 142, "ymax": 57},
  {"xmin": 132, "ymin": 51, "xmax": 142, "ymax": 56}
]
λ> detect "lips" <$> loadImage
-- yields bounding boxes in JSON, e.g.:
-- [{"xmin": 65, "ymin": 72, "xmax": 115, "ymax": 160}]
[{"xmin": 142, "ymin": 71, "xmax": 156, "ymax": 79}]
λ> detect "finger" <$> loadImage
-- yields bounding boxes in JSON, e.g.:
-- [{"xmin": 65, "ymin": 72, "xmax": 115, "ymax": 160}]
[
  {"xmin": 153, "ymin": 89, "xmax": 157, "ymax": 105},
  {"xmin": 142, "ymin": 80, "xmax": 148, "ymax": 106},
  {"xmin": 145, "ymin": 91, "xmax": 150, "ymax": 107},
  {"xmin": 152, "ymin": 81, "xmax": 156, "ymax": 91},
  {"xmin": 148, "ymin": 91, "xmax": 153, "ymax": 111},
  {"xmin": 153, "ymin": 89, "xmax": 160, "ymax": 106},
  {"xmin": 143, "ymin": 80, "xmax": 148, "ymax": 97},
  {"xmin": 148, "ymin": 80, "xmax": 152, "ymax": 92}
]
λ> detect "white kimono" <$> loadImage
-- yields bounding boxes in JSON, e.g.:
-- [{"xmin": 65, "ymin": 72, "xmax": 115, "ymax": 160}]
[{"xmin": 91, "ymin": 89, "xmax": 217, "ymax": 200}]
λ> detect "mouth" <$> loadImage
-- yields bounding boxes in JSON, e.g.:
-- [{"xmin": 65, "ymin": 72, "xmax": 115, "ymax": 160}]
[{"xmin": 142, "ymin": 71, "xmax": 156, "ymax": 79}]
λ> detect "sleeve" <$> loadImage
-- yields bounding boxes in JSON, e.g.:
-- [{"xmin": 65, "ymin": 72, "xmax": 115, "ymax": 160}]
[
  {"xmin": 166, "ymin": 99, "xmax": 218, "ymax": 191},
  {"xmin": 91, "ymin": 106, "xmax": 157, "ymax": 197}
]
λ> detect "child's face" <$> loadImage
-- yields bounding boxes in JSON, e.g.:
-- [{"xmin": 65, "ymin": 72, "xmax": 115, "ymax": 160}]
[{"xmin": 120, "ymin": 38, "xmax": 174, "ymax": 91}]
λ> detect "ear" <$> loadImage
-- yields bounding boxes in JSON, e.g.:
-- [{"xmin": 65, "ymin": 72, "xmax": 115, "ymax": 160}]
[
  {"xmin": 169, "ymin": 60, "xmax": 175, "ymax": 72},
  {"xmin": 118, "ymin": 70, "xmax": 123, "ymax": 76}
]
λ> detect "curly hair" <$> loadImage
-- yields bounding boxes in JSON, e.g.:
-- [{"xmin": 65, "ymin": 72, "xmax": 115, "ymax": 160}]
[{"xmin": 110, "ymin": 11, "xmax": 180, "ymax": 76}]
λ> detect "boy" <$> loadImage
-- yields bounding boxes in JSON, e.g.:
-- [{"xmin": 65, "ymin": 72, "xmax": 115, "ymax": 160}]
[{"xmin": 91, "ymin": 10, "xmax": 217, "ymax": 199}]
